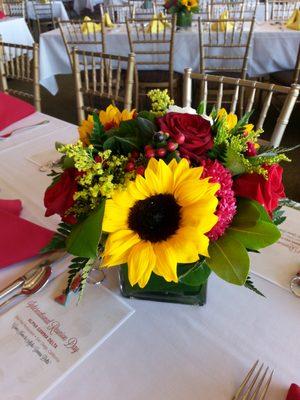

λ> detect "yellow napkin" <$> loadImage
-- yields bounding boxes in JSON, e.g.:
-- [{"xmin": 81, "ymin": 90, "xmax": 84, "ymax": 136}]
[
  {"xmin": 145, "ymin": 14, "xmax": 165, "ymax": 33},
  {"xmin": 158, "ymin": 11, "xmax": 171, "ymax": 28},
  {"xmin": 81, "ymin": 16, "xmax": 101, "ymax": 34},
  {"xmin": 285, "ymin": 9, "xmax": 300, "ymax": 30},
  {"xmin": 211, "ymin": 11, "xmax": 234, "ymax": 32},
  {"xmin": 103, "ymin": 12, "xmax": 115, "ymax": 28}
]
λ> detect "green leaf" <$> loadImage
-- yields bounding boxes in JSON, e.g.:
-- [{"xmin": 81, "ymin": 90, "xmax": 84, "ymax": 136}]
[
  {"xmin": 224, "ymin": 147, "xmax": 246, "ymax": 175},
  {"xmin": 206, "ymin": 234, "xmax": 250, "ymax": 285},
  {"xmin": 231, "ymin": 111, "xmax": 253, "ymax": 135},
  {"xmin": 196, "ymin": 101, "xmax": 206, "ymax": 115},
  {"xmin": 62, "ymin": 156, "xmax": 74, "ymax": 169},
  {"xmin": 244, "ymin": 276, "xmax": 265, "ymax": 297},
  {"xmin": 66, "ymin": 200, "xmax": 105, "ymax": 258},
  {"xmin": 232, "ymin": 198, "xmax": 261, "ymax": 227},
  {"xmin": 227, "ymin": 220, "xmax": 281, "ymax": 251},
  {"xmin": 249, "ymin": 199, "xmax": 272, "ymax": 222},
  {"xmin": 137, "ymin": 110, "xmax": 157, "ymax": 123},
  {"xmin": 178, "ymin": 260, "xmax": 211, "ymax": 286},
  {"xmin": 136, "ymin": 117, "xmax": 156, "ymax": 143}
]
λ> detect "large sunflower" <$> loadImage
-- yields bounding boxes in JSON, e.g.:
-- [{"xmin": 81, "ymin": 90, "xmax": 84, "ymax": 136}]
[{"xmin": 102, "ymin": 158, "xmax": 220, "ymax": 288}]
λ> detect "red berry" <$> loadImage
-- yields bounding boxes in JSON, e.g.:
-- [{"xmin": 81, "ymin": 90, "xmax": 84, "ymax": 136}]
[
  {"xmin": 144, "ymin": 145, "xmax": 153, "ymax": 151},
  {"xmin": 176, "ymin": 134, "xmax": 185, "ymax": 144},
  {"xmin": 145, "ymin": 149, "xmax": 155, "ymax": 158},
  {"xmin": 94, "ymin": 155, "xmax": 102, "ymax": 163},
  {"xmin": 246, "ymin": 142, "xmax": 257, "ymax": 157},
  {"xmin": 167, "ymin": 141, "xmax": 178, "ymax": 152},
  {"xmin": 125, "ymin": 162, "xmax": 135, "ymax": 172},
  {"xmin": 156, "ymin": 147, "xmax": 167, "ymax": 157},
  {"xmin": 131, "ymin": 150, "xmax": 140, "ymax": 159},
  {"xmin": 136, "ymin": 165, "xmax": 145, "ymax": 175}
]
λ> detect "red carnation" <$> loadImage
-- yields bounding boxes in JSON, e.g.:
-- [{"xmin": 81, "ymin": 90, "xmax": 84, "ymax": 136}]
[
  {"xmin": 157, "ymin": 113, "xmax": 213, "ymax": 163},
  {"xmin": 233, "ymin": 164, "xmax": 285, "ymax": 215},
  {"xmin": 44, "ymin": 168, "xmax": 78, "ymax": 223}
]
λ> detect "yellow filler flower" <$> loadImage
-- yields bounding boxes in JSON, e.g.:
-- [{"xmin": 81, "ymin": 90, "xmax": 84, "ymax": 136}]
[{"xmin": 102, "ymin": 158, "xmax": 220, "ymax": 288}]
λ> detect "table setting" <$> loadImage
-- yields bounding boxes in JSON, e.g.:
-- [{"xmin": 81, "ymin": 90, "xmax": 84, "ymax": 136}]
[{"xmin": 0, "ymin": 87, "xmax": 300, "ymax": 399}]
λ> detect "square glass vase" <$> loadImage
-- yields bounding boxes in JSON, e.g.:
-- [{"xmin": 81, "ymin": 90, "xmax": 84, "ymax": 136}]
[{"xmin": 119, "ymin": 265, "xmax": 207, "ymax": 306}]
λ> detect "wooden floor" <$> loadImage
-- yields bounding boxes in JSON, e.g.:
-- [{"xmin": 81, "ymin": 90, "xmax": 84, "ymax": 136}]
[{"xmin": 31, "ymin": 74, "xmax": 300, "ymax": 202}]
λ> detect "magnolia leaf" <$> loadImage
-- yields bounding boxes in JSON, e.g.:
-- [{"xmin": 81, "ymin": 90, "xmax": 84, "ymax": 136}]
[
  {"xmin": 137, "ymin": 110, "xmax": 157, "ymax": 123},
  {"xmin": 232, "ymin": 198, "xmax": 261, "ymax": 227},
  {"xmin": 224, "ymin": 147, "xmax": 246, "ymax": 176},
  {"xmin": 66, "ymin": 200, "xmax": 105, "ymax": 258},
  {"xmin": 249, "ymin": 199, "xmax": 272, "ymax": 222},
  {"xmin": 178, "ymin": 260, "xmax": 211, "ymax": 286},
  {"xmin": 227, "ymin": 220, "xmax": 281, "ymax": 251},
  {"xmin": 206, "ymin": 235, "xmax": 249, "ymax": 285}
]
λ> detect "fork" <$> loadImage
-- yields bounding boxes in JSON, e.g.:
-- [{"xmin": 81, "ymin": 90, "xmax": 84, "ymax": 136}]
[
  {"xmin": 232, "ymin": 360, "xmax": 274, "ymax": 400},
  {"xmin": 0, "ymin": 120, "xmax": 50, "ymax": 140}
]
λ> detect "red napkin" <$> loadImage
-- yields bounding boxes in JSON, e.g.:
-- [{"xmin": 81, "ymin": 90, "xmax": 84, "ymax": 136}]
[
  {"xmin": 0, "ymin": 200, "xmax": 54, "ymax": 269},
  {"xmin": 0, "ymin": 11, "xmax": 5, "ymax": 19},
  {"xmin": 0, "ymin": 92, "xmax": 36, "ymax": 131},
  {"xmin": 287, "ymin": 384, "xmax": 300, "ymax": 400}
]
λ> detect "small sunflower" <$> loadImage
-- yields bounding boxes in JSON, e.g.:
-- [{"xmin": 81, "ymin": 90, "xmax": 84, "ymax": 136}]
[
  {"xmin": 217, "ymin": 108, "xmax": 238, "ymax": 131},
  {"xmin": 102, "ymin": 158, "xmax": 220, "ymax": 288},
  {"xmin": 99, "ymin": 105, "xmax": 136, "ymax": 130},
  {"xmin": 78, "ymin": 115, "xmax": 94, "ymax": 146},
  {"xmin": 181, "ymin": 0, "xmax": 198, "ymax": 11}
]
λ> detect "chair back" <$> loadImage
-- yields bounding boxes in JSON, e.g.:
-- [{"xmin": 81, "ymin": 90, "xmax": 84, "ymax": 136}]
[
  {"xmin": 182, "ymin": 70, "xmax": 300, "ymax": 147},
  {"xmin": 72, "ymin": 48, "xmax": 135, "ymax": 123},
  {"xmin": 266, "ymin": 0, "xmax": 300, "ymax": 21},
  {"xmin": 293, "ymin": 44, "xmax": 300, "ymax": 84},
  {"xmin": 102, "ymin": 4, "xmax": 134, "ymax": 24},
  {"xmin": 2, "ymin": 0, "xmax": 25, "ymax": 17},
  {"xmin": 31, "ymin": 0, "xmax": 56, "ymax": 34},
  {"xmin": 198, "ymin": 17, "xmax": 255, "ymax": 79},
  {"xmin": 59, "ymin": 19, "xmax": 106, "ymax": 68},
  {"xmin": 126, "ymin": 14, "xmax": 176, "ymax": 106},
  {"xmin": 209, "ymin": 0, "xmax": 246, "ymax": 19},
  {"xmin": 0, "ymin": 41, "xmax": 41, "ymax": 111},
  {"xmin": 133, "ymin": 3, "xmax": 157, "ymax": 19}
]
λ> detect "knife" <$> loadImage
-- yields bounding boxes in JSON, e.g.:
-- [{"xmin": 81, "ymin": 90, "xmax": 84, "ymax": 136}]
[{"xmin": 0, "ymin": 251, "xmax": 65, "ymax": 303}]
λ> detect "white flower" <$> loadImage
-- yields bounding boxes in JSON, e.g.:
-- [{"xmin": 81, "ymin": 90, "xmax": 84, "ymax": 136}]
[{"xmin": 167, "ymin": 105, "xmax": 197, "ymax": 114}]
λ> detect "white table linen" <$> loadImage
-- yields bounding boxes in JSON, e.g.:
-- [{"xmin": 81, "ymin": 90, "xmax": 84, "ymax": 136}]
[
  {"xmin": 26, "ymin": 1, "xmax": 69, "ymax": 20},
  {"xmin": 73, "ymin": 0, "xmax": 103, "ymax": 15},
  {"xmin": 0, "ymin": 17, "xmax": 34, "ymax": 46},
  {"xmin": 0, "ymin": 112, "xmax": 299, "ymax": 399},
  {"xmin": 39, "ymin": 22, "xmax": 300, "ymax": 95}
]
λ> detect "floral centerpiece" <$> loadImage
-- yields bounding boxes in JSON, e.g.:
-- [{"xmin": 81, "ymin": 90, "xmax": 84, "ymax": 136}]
[
  {"xmin": 43, "ymin": 89, "xmax": 293, "ymax": 305},
  {"xmin": 164, "ymin": 0, "xmax": 198, "ymax": 28}
]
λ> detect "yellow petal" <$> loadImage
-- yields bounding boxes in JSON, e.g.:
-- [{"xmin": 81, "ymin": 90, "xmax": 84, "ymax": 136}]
[
  {"xmin": 102, "ymin": 200, "xmax": 128, "ymax": 232},
  {"xmin": 168, "ymin": 228, "xmax": 200, "ymax": 263},
  {"xmin": 153, "ymin": 242, "xmax": 178, "ymax": 283},
  {"xmin": 226, "ymin": 113, "xmax": 238, "ymax": 130},
  {"xmin": 127, "ymin": 241, "xmax": 155, "ymax": 288},
  {"xmin": 104, "ymin": 230, "xmax": 140, "ymax": 257},
  {"xmin": 196, "ymin": 234, "xmax": 210, "ymax": 257}
]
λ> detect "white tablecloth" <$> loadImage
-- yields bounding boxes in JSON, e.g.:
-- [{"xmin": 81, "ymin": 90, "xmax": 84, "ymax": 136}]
[
  {"xmin": 0, "ymin": 112, "xmax": 299, "ymax": 399},
  {"xmin": 26, "ymin": 1, "xmax": 69, "ymax": 20},
  {"xmin": 39, "ymin": 22, "xmax": 300, "ymax": 95},
  {"xmin": 0, "ymin": 17, "xmax": 34, "ymax": 46},
  {"xmin": 73, "ymin": 0, "xmax": 103, "ymax": 15}
]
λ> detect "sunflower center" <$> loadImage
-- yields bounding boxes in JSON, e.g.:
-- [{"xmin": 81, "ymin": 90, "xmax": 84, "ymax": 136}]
[{"xmin": 128, "ymin": 194, "xmax": 181, "ymax": 242}]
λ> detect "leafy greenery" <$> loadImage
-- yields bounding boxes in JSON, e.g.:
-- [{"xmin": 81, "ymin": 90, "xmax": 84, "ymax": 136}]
[
  {"xmin": 65, "ymin": 257, "xmax": 89, "ymax": 295},
  {"xmin": 78, "ymin": 258, "xmax": 96, "ymax": 301},
  {"xmin": 66, "ymin": 200, "xmax": 105, "ymax": 258},
  {"xmin": 244, "ymin": 276, "xmax": 265, "ymax": 297},
  {"xmin": 40, "ymin": 222, "xmax": 72, "ymax": 254},
  {"xmin": 272, "ymin": 206, "xmax": 286, "ymax": 226},
  {"xmin": 178, "ymin": 259, "xmax": 211, "ymax": 286}
]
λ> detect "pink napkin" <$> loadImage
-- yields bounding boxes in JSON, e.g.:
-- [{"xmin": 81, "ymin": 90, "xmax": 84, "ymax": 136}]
[
  {"xmin": 0, "ymin": 92, "xmax": 36, "ymax": 131},
  {"xmin": 287, "ymin": 384, "xmax": 300, "ymax": 400},
  {"xmin": 0, "ymin": 11, "xmax": 6, "ymax": 19},
  {"xmin": 0, "ymin": 199, "xmax": 54, "ymax": 269}
]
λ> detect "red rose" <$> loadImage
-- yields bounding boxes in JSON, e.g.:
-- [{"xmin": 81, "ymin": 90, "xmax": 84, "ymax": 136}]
[
  {"xmin": 44, "ymin": 168, "xmax": 78, "ymax": 223},
  {"xmin": 157, "ymin": 113, "xmax": 213, "ymax": 162},
  {"xmin": 233, "ymin": 164, "xmax": 285, "ymax": 215}
]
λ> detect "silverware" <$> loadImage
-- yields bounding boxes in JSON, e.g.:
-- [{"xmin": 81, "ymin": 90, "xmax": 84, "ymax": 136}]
[
  {"xmin": 0, "ymin": 265, "xmax": 52, "ymax": 310},
  {"xmin": 232, "ymin": 360, "xmax": 274, "ymax": 400},
  {"xmin": 290, "ymin": 271, "xmax": 300, "ymax": 297},
  {"xmin": 0, "ymin": 120, "xmax": 50, "ymax": 139}
]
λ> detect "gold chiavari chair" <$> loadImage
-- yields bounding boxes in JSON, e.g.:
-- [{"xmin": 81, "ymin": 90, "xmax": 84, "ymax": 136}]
[
  {"xmin": 58, "ymin": 19, "xmax": 106, "ymax": 68},
  {"xmin": 209, "ymin": 0, "xmax": 246, "ymax": 19},
  {"xmin": 0, "ymin": 41, "xmax": 41, "ymax": 111},
  {"xmin": 72, "ymin": 48, "xmax": 135, "ymax": 123},
  {"xmin": 153, "ymin": 0, "xmax": 165, "ymax": 13},
  {"xmin": 133, "ymin": 3, "xmax": 156, "ymax": 20},
  {"xmin": 265, "ymin": 0, "xmax": 300, "ymax": 21},
  {"xmin": 198, "ymin": 17, "xmax": 255, "ymax": 79},
  {"xmin": 2, "ymin": 0, "xmax": 25, "ymax": 17},
  {"xmin": 101, "ymin": 4, "xmax": 134, "ymax": 24},
  {"xmin": 31, "ymin": 0, "xmax": 56, "ymax": 36},
  {"xmin": 126, "ymin": 14, "xmax": 177, "ymax": 109},
  {"xmin": 182, "ymin": 70, "xmax": 300, "ymax": 147}
]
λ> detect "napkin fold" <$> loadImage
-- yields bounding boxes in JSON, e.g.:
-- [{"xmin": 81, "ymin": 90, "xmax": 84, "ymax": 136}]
[
  {"xmin": 103, "ymin": 12, "xmax": 115, "ymax": 28},
  {"xmin": 158, "ymin": 11, "xmax": 171, "ymax": 28},
  {"xmin": 286, "ymin": 384, "xmax": 300, "ymax": 400},
  {"xmin": 0, "ymin": 199, "xmax": 54, "ymax": 269},
  {"xmin": 0, "ymin": 10, "xmax": 6, "ymax": 19},
  {"xmin": 285, "ymin": 9, "xmax": 300, "ymax": 30},
  {"xmin": 81, "ymin": 16, "xmax": 101, "ymax": 34},
  {"xmin": 0, "ymin": 92, "xmax": 36, "ymax": 131},
  {"xmin": 211, "ymin": 11, "xmax": 234, "ymax": 32},
  {"xmin": 145, "ymin": 14, "xmax": 166, "ymax": 33}
]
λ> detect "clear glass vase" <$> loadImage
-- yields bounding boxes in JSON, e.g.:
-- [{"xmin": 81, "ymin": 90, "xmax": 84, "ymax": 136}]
[
  {"xmin": 119, "ymin": 265, "xmax": 207, "ymax": 305},
  {"xmin": 176, "ymin": 11, "xmax": 193, "ymax": 29}
]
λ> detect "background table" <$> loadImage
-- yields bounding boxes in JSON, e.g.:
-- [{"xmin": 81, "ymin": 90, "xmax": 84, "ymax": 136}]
[
  {"xmin": 39, "ymin": 22, "xmax": 300, "ymax": 95},
  {"xmin": 26, "ymin": 1, "xmax": 69, "ymax": 20},
  {"xmin": 0, "ymin": 112, "xmax": 299, "ymax": 399},
  {"xmin": 0, "ymin": 17, "xmax": 34, "ymax": 45},
  {"xmin": 73, "ymin": 0, "xmax": 103, "ymax": 15}
]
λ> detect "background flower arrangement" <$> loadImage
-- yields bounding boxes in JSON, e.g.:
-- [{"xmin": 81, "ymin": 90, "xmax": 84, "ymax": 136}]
[
  {"xmin": 43, "ymin": 89, "xmax": 293, "ymax": 302},
  {"xmin": 164, "ymin": 0, "xmax": 198, "ymax": 28}
]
